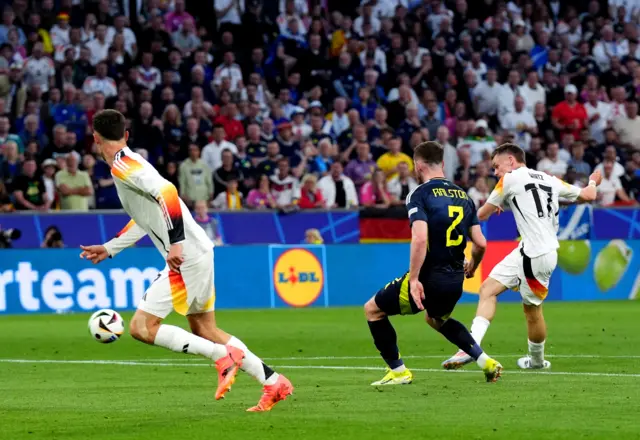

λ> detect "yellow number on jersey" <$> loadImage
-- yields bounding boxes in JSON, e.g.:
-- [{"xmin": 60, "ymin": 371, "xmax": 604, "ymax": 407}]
[{"xmin": 446, "ymin": 206, "xmax": 464, "ymax": 247}]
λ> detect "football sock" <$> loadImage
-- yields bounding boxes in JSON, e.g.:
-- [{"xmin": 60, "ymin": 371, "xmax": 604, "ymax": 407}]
[
  {"xmin": 368, "ymin": 318, "xmax": 404, "ymax": 370},
  {"xmin": 528, "ymin": 340, "xmax": 545, "ymax": 367},
  {"xmin": 470, "ymin": 316, "xmax": 491, "ymax": 345},
  {"xmin": 438, "ymin": 319, "xmax": 484, "ymax": 361},
  {"xmin": 154, "ymin": 325, "xmax": 227, "ymax": 361},
  {"xmin": 227, "ymin": 336, "xmax": 279, "ymax": 385}
]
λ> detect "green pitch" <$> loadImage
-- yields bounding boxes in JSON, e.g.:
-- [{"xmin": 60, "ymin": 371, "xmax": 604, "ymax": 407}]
[{"xmin": 2, "ymin": 301, "xmax": 640, "ymax": 440}]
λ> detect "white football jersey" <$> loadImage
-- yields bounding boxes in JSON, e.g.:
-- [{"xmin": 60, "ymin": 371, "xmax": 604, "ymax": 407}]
[
  {"xmin": 24, "ymin": 56, "xmax": 55, "ymax": 93},
  {"xmin": 103, "ymin": 147, "xmax": 213, "ymax": 261},
  {"xmin": 486, "ymin": 166, "xmax": 581, "ymax": 257}
]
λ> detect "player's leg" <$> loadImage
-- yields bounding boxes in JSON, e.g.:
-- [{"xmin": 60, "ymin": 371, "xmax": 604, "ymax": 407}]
[
  {"xmin": 423, "ymin": 277, "xmax": 502, "ymax": 382},
  {"xmin": 136, "ymin": 266, "xmax": 243, "ymax": 401},
  {"xmin": 364, "ymin": 274, "xmax": 414, "ymax": 385},
  {"xmin": 188, "ymin": 311, "xmax": 286, "ymax": 388},
  {"xmin": 442, "ymin": 248, "xmax": 520, "ymax": 369},
  {"xmin": 129, "ymin": 308, "xmax": 228, "ymax": 360},
  {"xmin": 426, "ymin": 315, "xmax": 502, "ymax": 382},
  {"xmin": 516, "ymin": 251, "xmax": 555, "ymax": 369},
  {"xmin": 184, "ymin": 251, "xmax": 292, "ymax": 411}
]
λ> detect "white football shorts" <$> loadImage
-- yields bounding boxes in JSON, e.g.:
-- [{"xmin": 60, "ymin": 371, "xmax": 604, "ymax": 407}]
[
  {"xmin": 138, "ymin": 248, "xmax": 216, "ymax": 318},
  {"xmin": 488, "ymin": 246, "xmax": 557, "ymax": 306}
]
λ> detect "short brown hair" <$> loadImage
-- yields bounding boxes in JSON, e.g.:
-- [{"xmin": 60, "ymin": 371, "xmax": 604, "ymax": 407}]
[
  {"xmin": 92, "ymin": 109, "xmax": 126, "ymax": 141},
  {"xmin": 414, "ymin": 141, "xmax": 444, "ymax": 165},
  {"xmin": 491, "ymin": 143, "xmax": 525, "ymax": 164}
]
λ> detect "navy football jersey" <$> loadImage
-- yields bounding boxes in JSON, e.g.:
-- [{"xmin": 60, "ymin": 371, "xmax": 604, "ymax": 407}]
[{"xmin": 406, "ymin": 178, "xmax": 479, "ymax": 274}]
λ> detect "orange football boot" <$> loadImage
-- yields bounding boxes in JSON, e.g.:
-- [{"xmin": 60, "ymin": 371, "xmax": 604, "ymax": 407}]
[
  {"xmin": 214, "ymin": 345, "xmax": 245, "ymax": 400},
  {"xmin": 247, "ymin": 375, "xmax": 294, "ymax": 412}
]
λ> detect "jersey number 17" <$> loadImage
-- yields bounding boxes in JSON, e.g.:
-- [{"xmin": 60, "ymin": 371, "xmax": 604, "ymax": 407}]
[{"xmin": 524, "ymin": 183, "xmax": 553, "ymax": 218}]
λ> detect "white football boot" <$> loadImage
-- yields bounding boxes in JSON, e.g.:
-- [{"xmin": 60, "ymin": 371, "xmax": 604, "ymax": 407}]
[{"xmin": 517, "ymin": 356, "xmax": 551, "ymax": 369}]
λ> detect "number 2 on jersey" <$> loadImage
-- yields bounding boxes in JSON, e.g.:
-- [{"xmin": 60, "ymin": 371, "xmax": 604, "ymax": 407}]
[{"xmin": 446, "ymin": 206, "xmax": 464, "ymax": 247}]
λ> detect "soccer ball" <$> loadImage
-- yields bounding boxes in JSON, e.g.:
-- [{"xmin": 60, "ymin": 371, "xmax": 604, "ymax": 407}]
[{"xmin": 88, "ymin": 309, "xmax": 125, "ymax": 343}]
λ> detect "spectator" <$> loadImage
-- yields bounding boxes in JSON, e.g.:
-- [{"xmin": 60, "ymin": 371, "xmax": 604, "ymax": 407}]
[
  {"xmin": 82, "ymin": 62, "xmax": 117, "ymax": 98},
  {"xmin": 387, "ymin": 161, "xmax": 418, "ymax": 203},
  {"xmin": 41, "ymin": 158, "xmax": 57, "ymax": 207},
  {"xmin": 213, "ymin": 51, "xmax": 243, "ymax": 94},
  {"xmin": 468, "ymin": 176, "xmax": 490, "ymax": 209},
  {"xmin": 165, "ymin": 0, "xmax": 195, "ymax": 33},
  {"xmin": 0, "ymin": 140, "xmax": 21, "ymax": 186},
  {"xmin": 518, "ymin": 70, "xmax": 545, "ymax": 116},
  {"xmin": 213, "ymin": 148, "xmax": 244, "ymax": 196},
  {"xmin": 344, "ymin": 142, "xmax": 376, "ymax": 191},
  {"xmin": 435, "ymin": 126, "xmax": 458, "ymax": 182},
  {"xmin": 246, "ymin": 174, "xmax": 277, "ymax": 209},
  {"xmin": 595, "ymin": 145, "xmax": 625, "ymax": 179},
  {"xmin": 376, "ymin": 136, "xmax": 413, "ymax": 180},
  {"xmin": 597, "ymin": 159, "xmax": 632, "ymax": 206},
  {"xmin": 537, "ymin": 142, "xmax": 568, "ymax": 179},
  {"xmin": 308, "ymin": 138, "xmax": 334, "ymax": 177},
  {"xmin": 55, "ymin": 153, "xmax": 92, "ymax": 211},
  {"xmin": 298, "ymin": 174, "xmax": 325, "ymax": 209},
  {"xmin": 458, "ymin": 120, "xmax": 497, "ymax": 166},
  {"xmin": 497, "ymin": 69, "xmax": 521, "ymax": 123},
  {"xmin": 136, "ymin": 52, "xmax": 161, "ymax": 91},
  {"xmin": 86, "ymin": 24, "xmax": 110, "ymax": 66},
  {"xmin": 212, "ymin": 177, "xmax": 243, "ymax": 210},
  {"xmin": 317, "ymin": 161, "xmax": 358, "ymax": 208},
  {"xmin": 0, "ymin": 181, "xmax": 13, "ymax": 212},
  {"xmin": 552, "ymin": 84, "xmax": 588, "ymax": 140},
  {"xmin": 12, "ymin": 157, "xmax": 50, "ymax": 211},
  {"xmin": 93, "ymin": 157, "xmax": 120, "ymax": 210},
  {"xmin": 270, "ymin": 157, "xmax": 299, "ymax": 209},
  {"xmin": 179, "ymin": 143, "xmax": 214, "ymax": 208},
  {"xmin": 568, "ymin": 141, "xmax": 592, "ymax": 183},
  {"xmin": 621, "ymin": 159, "xmax": 640, "ymax": 202},
  {"xmin": 53, "ymin": 84, "xmax": 87, "ymax": 141},
  {"xmin": 304, "ymin": 228, "xmax": 323, "ymax": 244},
  {"xmin": 360, "ymin": 169, "xmax": 392, "ymax": 208},
  {"xmin": 24, "ymin": 42, "xmax": 54, "ymax": 94},
  {"xmin": 193, "ymin": 199, "xmax": 223, "ymax": 245},
  {"xmin": 41, "ymin": 225, "xmax": 64, "ymax": 248},
  {"xmin": 202, "ymin": 124, "xmax": 238, "ymax": 172},
  {"xmin": 613, "ymin": 100, "xmax": 640, "ymax": 150},
  {"xmin": 0, "ymin": 116, "xmax": 23, "ymax": 152},
  {"xmin": 584, "ymin": 89, "xmax": 612, "ymax": 145},
  {"xmin": 501, "ymin": 95, "xmax": 537, "ymax": 150}
]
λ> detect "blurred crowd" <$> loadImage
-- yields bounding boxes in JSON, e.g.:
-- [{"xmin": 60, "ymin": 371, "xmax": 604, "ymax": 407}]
[{"xmin": 0, "ymin": 0, "xmax": 639, "ymax": 218}]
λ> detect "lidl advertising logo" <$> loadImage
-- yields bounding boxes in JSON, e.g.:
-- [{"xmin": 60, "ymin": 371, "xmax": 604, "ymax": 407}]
[{"xmin": 273, "ymin": 248, "xmax": 324, "ymax": 307}]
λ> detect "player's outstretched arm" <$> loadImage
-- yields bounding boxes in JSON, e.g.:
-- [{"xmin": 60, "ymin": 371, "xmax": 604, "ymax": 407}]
[
  {"xmin": 408, "ymin": 220, "xmax": 428, "ymax": 311},
  {"xmin": 477, "ymin": 202, "xmax": 501, "ymax": 222},
  {"xmin": 576, "ymin": 170, "xmax": 602, "ymax": 202},
  {"xmin": 102, "ymin": 219, "xmax": 147, "ymax": 258},
  {"xmin": 465, "ymin": 225, "xmax": 487, "ymax": 278}
]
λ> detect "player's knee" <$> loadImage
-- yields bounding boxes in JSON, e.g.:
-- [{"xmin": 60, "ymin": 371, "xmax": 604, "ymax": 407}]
[
  {"xmin": 523, "ymin": 304, "xmax": 543, "ymax": 324},
  {"xmin": 478, "ymin": 283, "xmax": 498, "ymax": 300},
  {"xmin": 130, "ymin": 314, "xmax": 158, "ymax": 344},
  {"xmin": 364, "ymin": 298, "xmax": 384, "ymax": 321}
]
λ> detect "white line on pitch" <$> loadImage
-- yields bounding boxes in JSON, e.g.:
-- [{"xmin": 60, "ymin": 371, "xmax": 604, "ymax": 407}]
[
  {"xmin": 0, "ymin": 359, "xmax": 639, "ymax": 379},
  {"xmin": 102, "ymin": 354, "xmax": 640, "ymax": 362}
]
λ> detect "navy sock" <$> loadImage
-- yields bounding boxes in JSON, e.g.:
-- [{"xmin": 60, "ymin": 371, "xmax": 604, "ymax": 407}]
[
  {"xmin": 367, "ymin": 318, "xmax": 403, "ymax": 369},
  {"xmin": 438, "ymin": 318, "xmax": 484, "ymax": 360}
]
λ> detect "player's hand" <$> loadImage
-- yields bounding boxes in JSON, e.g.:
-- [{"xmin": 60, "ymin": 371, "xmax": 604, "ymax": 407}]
[
  {"xmin": 589, "ymin": 170, "xmax": 603, "ymax": 186},
  {"xmin": 409, "ymin": 278, "xmax": 425, "ymax": 311},
  {"xmin": 167, "ymin": 243, "xmax": 184, "ymax": 272},
  {"xmin": 464, "ymin": 258, "xmax": 478, "ymax": 278},
  {"xmin": 80, "ymin": 245, "xmax": 109, "ymax": 264}
]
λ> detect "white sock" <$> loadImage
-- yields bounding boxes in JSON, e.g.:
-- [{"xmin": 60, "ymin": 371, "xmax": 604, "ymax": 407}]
[
  {"xmin": 227, "ymin": 336, "xmax": 279, "ymax": 385},
  {"xmin": 470, "ymin": 316, "xmax": 491, "ymax": 345},
  {"xmin": 392, "ymin": 365, "xmax": 407, "ymax": 373},
  {"xmin": 476, "ymin": 352, "xmax": 490, "ymax": 369},
  {"xmin": 154, "ymin": 325, "xmax": 227, "ymax": 361},
  {"xmin": 528, "ymin": 340, "xmax": 545, "ymax": 367}
]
